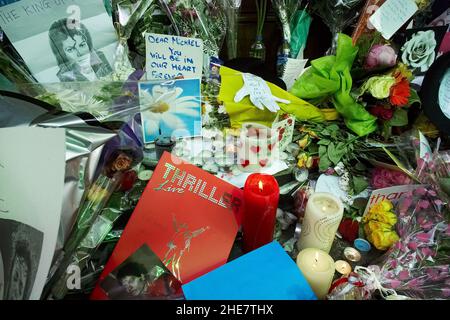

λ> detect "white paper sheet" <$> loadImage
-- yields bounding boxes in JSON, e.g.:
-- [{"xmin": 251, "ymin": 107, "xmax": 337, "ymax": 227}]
[{"xmin": 0, "ymin": 127, "xmax": 66, "ymax": 299}]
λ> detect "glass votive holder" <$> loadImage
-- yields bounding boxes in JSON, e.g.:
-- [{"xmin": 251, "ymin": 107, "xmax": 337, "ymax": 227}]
[
  {"xmin": 237, "ymin": 123, "xmax": 278, "ymax": 173},
  {"xmin": 155, "ymin": 135, "xmax": 176, "ymax": 160}
]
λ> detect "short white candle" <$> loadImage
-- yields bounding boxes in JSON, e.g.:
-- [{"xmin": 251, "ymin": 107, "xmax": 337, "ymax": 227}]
[
  {"xmin": 296, "ymin": 248, "xmax": 335, "ymax": 299},
  {"xmin": 297, "ymin": 192, "xmax": 344, "ymax": 253}
]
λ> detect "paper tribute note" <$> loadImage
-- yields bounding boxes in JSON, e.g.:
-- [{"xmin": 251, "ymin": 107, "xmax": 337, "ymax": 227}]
[
  {"xmin": 281, "ymin": 58, "xmax": 308, "ymax": 91},
  {"xmin": 368, "ymin": 0, "xmax": 418, "ymax": 40},
  {"xmin": 145, "ymin": 33, "xmax": 204, "ymax": 80}
]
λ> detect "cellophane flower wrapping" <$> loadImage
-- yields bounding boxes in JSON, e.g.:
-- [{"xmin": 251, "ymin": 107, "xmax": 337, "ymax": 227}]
[
  {"xmin": 310, "ymin": 0, "xmax": 365, "ymax": 54},
  {"xmin": 369, "ymin": 186, "xmax": 450, "ymax": 299},
  {"xmin": 163, "ymin": 0, "xmax": 227, "ymax": 75}
]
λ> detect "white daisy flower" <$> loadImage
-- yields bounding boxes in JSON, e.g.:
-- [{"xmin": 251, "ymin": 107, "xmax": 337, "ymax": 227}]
[{"xmin": 140, "ymin": 85, "xmax": 200, "ymax": 136}]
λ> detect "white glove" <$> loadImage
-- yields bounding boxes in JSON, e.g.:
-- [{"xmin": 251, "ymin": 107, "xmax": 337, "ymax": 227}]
[{"xmin": 234, "ymin": 73, "xmax": 290, "ymax": 112}]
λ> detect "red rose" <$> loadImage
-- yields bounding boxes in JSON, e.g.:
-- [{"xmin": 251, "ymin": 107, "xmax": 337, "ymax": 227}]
[
  {"xmin": 369, "ymin": 105, "xmax": 394, "ymax": 120},
  {"xmin": 338, "ymin": 218, "xmax": 359, "ymax": 243},
  {"xmin": 119, "ymin": 170, "xmax": 137, "ymax": 191}
]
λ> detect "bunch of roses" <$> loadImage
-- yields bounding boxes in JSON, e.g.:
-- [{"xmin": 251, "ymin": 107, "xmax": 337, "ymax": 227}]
[
  {"xmin": 370, "ymin": 167, "xmax": 412, "ymax": 189},
  {"xmin": 363, "ymin": 200, "xmax": 400, "ymax": 250}
]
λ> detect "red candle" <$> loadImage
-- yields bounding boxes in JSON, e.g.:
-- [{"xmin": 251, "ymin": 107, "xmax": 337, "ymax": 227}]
[{"xmin": 242, "ymin": 173, "xmax": 280, "ymax": 252}]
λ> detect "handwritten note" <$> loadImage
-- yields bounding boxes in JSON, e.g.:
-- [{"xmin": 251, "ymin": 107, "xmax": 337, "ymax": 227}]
[
  {"xmin": 145, "ymin": 33, "xmax": 204, "ymax": 80},
  {"xmin": 282, "ymin": 58, "xmax": 308, "ymax": 91},
  {"xmin": 368, "ymin": 0, "xmax": 418, "ymax": 39}
]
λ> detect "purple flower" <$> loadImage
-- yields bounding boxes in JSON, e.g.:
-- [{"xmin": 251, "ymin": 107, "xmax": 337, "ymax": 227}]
[{"xmin": 365, "ymin": 44, "xmax": 397, "ymax": 70}]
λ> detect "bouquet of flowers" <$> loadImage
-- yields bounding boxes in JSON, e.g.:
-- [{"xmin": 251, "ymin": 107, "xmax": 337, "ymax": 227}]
[
  {"xmin": 358, "ymin": 186, "xmax": 450, "ymax": 299},
  {"xmin": 352, "ymin": 35, "xmax": 421, "ymax": 140},
  {"xmin": 164, "ymin": 0, "xmax": 227, "ymax": 61}
]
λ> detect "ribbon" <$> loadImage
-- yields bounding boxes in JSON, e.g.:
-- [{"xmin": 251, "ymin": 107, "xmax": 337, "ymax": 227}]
[{"xmin": 354, "ymin": 265, "xmax": 404, "ymax": 299}]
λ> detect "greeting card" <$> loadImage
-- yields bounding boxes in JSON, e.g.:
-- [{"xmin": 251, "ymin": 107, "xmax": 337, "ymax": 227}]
[
  {"xmin": 273, "ymin": 114, "xmax": 295, "ymax": 152},
  {"xmin": 91, "ymin": 152, "xmax": 243, "ymax": 299}
]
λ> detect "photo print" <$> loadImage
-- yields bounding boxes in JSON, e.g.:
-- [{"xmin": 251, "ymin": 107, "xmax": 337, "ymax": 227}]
[
  {"xmin": 0, "ymin": 218, "xmax": 44, "ymax": 300},
  {"xmin": 139, "ymin": 78, "xmax": 202, "ymax": 143},
  {"xmin": 396, "ymin": 26, "xmax": 448, "ymax": 76},
  {"xmin": 100, "ymin": 243, "xmax": 183, "ymax": 300},
  {"xmin": 0, "ymin": 0, "xmax": 118, "ymax": 82}
]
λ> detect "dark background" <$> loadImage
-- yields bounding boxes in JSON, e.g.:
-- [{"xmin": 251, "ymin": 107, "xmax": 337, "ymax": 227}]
[{"xmin": 219, "ymin": 1, "xmax": 332, "ymax": 75}]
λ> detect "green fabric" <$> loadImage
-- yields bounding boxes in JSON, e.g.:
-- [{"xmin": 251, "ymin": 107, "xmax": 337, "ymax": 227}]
[
  {"xmin": 218, "ymin": 66, "xmax": 325, "ymax": 128},
  {"xmin": 290, "ymin": 10, "xmax": 311, "ymax": 59},
  {"xmin": 290, "ymin": 33, "xmax": 377, "ymax": 136}
]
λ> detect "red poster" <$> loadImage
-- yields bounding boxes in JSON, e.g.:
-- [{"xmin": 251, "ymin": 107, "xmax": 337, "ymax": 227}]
[{"xmin": 91, "ymin": 152, "xmax": 243, "ymax": 300}]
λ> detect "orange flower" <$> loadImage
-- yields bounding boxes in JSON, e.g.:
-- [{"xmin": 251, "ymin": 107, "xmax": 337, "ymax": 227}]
[{"xmin": 390, "ymin": 79, "xmax": 410, "ymax": 106}]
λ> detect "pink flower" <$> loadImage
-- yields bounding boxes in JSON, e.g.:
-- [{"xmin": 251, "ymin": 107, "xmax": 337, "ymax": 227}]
[
  {"xmin": 416, "ymin": 232, "xmax": 431, "ymax": 243},
  {"xmin": 407, "ymin": 241, "xmax": 418, "ymax": 250},
  {"xmin": 421, "ymin": 247, "xmax": 435, "ymax": 257},
  {"xmin": 442, "ymin": 288, "xmax": 450, "ymax": 297},
  {"xmin": 365, "ymin": 44, "xmax": 398, "ymax": 70},
  {"xmin": 398, "ymin": 270, "xmax": 410, "ymax": 280},
  {"xmin": 391, "ymin": 171, "xmax": 412, "ymax": 185},
  {"xmin": 370, "ymin": 167, "xmax": 412, "ymax": 189},
  {"xmin": 418, "ymin": 200, "xmax": 430, "ymax": 210},
  {"xmin": 388, "ymin": 279, "xmax": 402, "ymax": 289}
]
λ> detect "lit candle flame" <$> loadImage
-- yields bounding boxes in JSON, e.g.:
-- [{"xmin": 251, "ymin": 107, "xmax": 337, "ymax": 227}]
[{"xmin": 258, "ymin": 180, "xmax": 263, "ymax": 191}]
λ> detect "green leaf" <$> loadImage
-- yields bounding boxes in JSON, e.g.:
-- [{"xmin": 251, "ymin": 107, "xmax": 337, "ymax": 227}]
[
  {"xmin": 407, "ymin": 88, "xmax": 421, "ymax": 107},
  {"xmin": 319, "ymin": 155, "xmax": 332, "ymax": 171},
  {"xmin": 352, "ymin": 175, "xmax": 368, "ymax": 194},
  {"xmin": 319, "ymin": 145, "xmax": 327, "ymax": 158},
  {"xmin": 328, "ymin": 142, "xmax": 347, "ymax": 164},
  {"xmin": 387, "ymin": 108, "xmax": 408, "ymax": 127},
  {"xmin": 327, "ymin": 124, "xmax": 340, "ymax": 132},
  {"xmin": 317, "ymin": 139, "xmax": 331, "ymax": 145}
]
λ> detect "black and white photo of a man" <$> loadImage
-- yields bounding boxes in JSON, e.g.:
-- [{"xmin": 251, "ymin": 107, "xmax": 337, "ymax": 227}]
[
  {"xmin": 0, "ymin": 219, "xmax": 43, "ymax": 300},
  {"xmin": 48, "ymin": 18, "xmax": 113, "ymax": 82}
]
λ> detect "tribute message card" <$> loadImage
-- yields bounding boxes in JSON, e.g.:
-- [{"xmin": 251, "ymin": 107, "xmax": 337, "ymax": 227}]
[{"xmin": 145, "ymin": 33, "xmax": 204, "ymax": 80}]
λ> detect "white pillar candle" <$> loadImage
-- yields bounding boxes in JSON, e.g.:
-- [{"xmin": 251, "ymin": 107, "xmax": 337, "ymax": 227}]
[
  {"xmin": 297, "ymin": 192, "xmax": 344, "ymax": 253},
  {"xmin": 296, "ymin": 248, "xmax": 335, "ymax": 299}
]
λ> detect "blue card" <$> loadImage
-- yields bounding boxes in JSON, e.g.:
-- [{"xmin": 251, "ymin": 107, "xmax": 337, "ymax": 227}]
[{"xmin": 181, "ymin": 241, "xmax": 317, "ymax": 300}]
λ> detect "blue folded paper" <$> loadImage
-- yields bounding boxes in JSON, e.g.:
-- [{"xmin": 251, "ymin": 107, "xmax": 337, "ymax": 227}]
[{"xmin": 182, "ymin": 241, "xmax": 317, "ymax": 300}]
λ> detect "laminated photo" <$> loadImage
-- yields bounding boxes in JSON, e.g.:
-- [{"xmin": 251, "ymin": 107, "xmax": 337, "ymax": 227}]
[
  {"xmin": 0, "ymin": 0, "xmax": 118, "ymax": 82},
  {"xmin": 139, "ymin": 78, "xmax": 202, "ymax": 143},
  {"xmin": 100, "ymin": 244, "xmax": 183, "ymax": 300}
]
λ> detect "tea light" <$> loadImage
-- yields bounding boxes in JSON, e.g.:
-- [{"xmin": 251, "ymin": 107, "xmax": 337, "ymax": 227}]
[
  {"xmin": 155, "ymin": 135, "xmax": 176, "ymax": 160},
  {"xmin": 335, "ymin": 260, "xmax": 352, "ymax": 275},
  {"xmin": 344, "ymin": 247, "xmax": 361, "ymax": 262}
]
